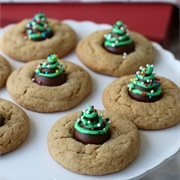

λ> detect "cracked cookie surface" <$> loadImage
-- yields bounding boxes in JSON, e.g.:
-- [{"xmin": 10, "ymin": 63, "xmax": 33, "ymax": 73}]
[
  {"xmin": 0, "ymin": 55, "xmax": 11, "ymax": 89},
  {"xmin": 0, "ymin": 19, "xmax": 77, "ymax": 62},
  {"xmin": 6, "ymin": 60, "xmax": 92, "ymax": 112},
  {"xmin": 102, "ymin": 75, "xmax": 180, "ymax": 130},
  {"xmin": 76, "ymin": 30, "xmax": 155, "ymax": 77},
  {"xmin": 0, "ymin": 98, "xmax": 30, "ymax": 154},
  {"xmin": 47, "ymin": 110, "xmax": 140, "ymax": 175}
]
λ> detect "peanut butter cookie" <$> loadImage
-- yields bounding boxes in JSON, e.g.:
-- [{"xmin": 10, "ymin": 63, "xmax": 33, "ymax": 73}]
[
  {"xmin": 102, "ymin": 75, "xmax": 180, "ymax": 130},
  {"xmin": 76, "ymin": 21, "xmax": 155, "ymax": 77},
  {"xmin": 0, "ymin": 55, "xmax": 11, "ymax": 89},
  {"xmin": 0, "ymin": 98, "xmax": 30, "ymax": 154},
  {"xmin": 6, "ymin": 58, "xmax": 92, "ymax": 112},
  {"xmin": 0, "ymin": 12, "xmax": 76, "ymax": 62},
  {"xmin": 47, "ymin": 110, "xmax": 140, "ymax": 175}
]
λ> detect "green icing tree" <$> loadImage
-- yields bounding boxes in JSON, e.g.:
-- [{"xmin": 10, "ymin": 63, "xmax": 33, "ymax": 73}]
[
  {"xmin": 23, "ymin": 12, "xmax": 52, "ymax": 40},
  {"xmin": 74, "ymin": 105, "xmax": 111, "ymax": 135},
  {"xmin": 104, "ymin": 21, "xmax": 132, "ymax": 48},
  {"xmin": 34, "ymin": 54, "xmax": 64, "ymax": 79},
  {"xmin": 128, "ymin": 64, "xmax": 162, "ymax": 99}
]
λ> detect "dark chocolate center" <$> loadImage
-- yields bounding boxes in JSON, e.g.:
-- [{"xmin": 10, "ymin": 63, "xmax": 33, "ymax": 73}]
[
  {"xmin": 34, "ymin": 73, "xmax": 66, "ymax": 86},
  {"xmin": 103, "ymin": 41, "xmax": 135, "ymax": 55},
  {"xmin": 73, "ymin": 128, "xmax": 110, "ymax": 145},
  {"xmin": 30, "ymin": 31, "xmax": 53, "ymax": 41},
  {"xmin": 128, "ymin": 89, "xmax": 162, "ymax": 102}
]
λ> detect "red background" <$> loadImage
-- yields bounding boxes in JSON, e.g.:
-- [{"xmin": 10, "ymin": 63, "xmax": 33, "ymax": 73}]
[{"xmin": 0, "ymin": 2, "xmax": 177, "ymax": 48}]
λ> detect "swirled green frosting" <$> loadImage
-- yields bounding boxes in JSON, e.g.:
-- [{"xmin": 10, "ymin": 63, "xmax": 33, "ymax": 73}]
[
  {"xmin": 74, "ymin": 105, "xmax": 111, "ymax": 135},
  {"xmin": 128, "ymin": 64, "xmax": 162, "ymax": 98},
  {"xmin": 35, "ymin": 54, "xmax": 65, "ymax": 78},
  {"xmin": 24, "ymin": 12, "xmax": 52, "ymax": 40},
  {"xmin": 104, "ymin": 21, "xmax": 132, "ymax": 47}
]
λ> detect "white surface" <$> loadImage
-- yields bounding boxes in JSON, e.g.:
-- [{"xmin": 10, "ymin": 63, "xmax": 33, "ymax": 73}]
[{"xmin": 0, "ymin": 20, "xmax": 180, "ymax": 180}]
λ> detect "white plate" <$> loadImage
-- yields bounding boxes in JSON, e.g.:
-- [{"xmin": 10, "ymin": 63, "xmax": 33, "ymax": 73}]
[{"xmin": 0, "ymin": 20, "xmax": 180, "ymax": 180}]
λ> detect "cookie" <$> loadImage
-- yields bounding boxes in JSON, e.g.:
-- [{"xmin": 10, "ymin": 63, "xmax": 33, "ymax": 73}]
[
  {"xmin": 6, "ymin": 59, "xmax": 92, "ymax": 112},
  {"xmin": 102, "ymin": 75, "xmax": 180, "ymax": 130},
  {"xmin": 0, "ymin": 98, "xmax": 30, "ymax": 154},
  {"xmin": 0, "ymin": 55, "xmax": 11, "ymax": 89},
  {"xmin": 47, "ymin": 110, "xmax": 140, "ymax": 175},
  {"xmin": 0, "ymin": 13, "xmax": 77, "ymax": 62},
  {"xmin": 76, "ymin": 22, "xmax": 155, "ymax": 77}
]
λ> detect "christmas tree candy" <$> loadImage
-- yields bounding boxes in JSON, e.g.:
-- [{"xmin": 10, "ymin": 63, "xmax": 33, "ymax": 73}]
[
  {"xmin": 23, "ymin": 12, "xmax": 53, "ymax": 41},
  {"xmin": 74, "ymin": 105, "xmax": 111, "ymax": 144},
  {"xmin": 104, "ymin": 21, "xmax": 134, "ymax": 56},
  {"xmin": 128, "ymin": 64, "xmax": 162, "ymax": 102},
  {"xmin": 32, "ymin": 54, "xmax": 66, "ymax": 86}
]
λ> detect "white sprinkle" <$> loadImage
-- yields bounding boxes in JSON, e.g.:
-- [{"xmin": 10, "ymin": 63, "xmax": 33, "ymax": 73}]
[
  {"xmin": 97, "ymin": 123, "xmax": 101, "ymax": 127},
  {"xmin": 123, "ymin": 52, "xmax": 127, "ymax": 59},
  {"xmin": 151, "ymin": 90, "xmax": 154, "ymax": 93},
  {"xmin": 108, "ymin": 34, "xmax": 111, "ymax": 38}
]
